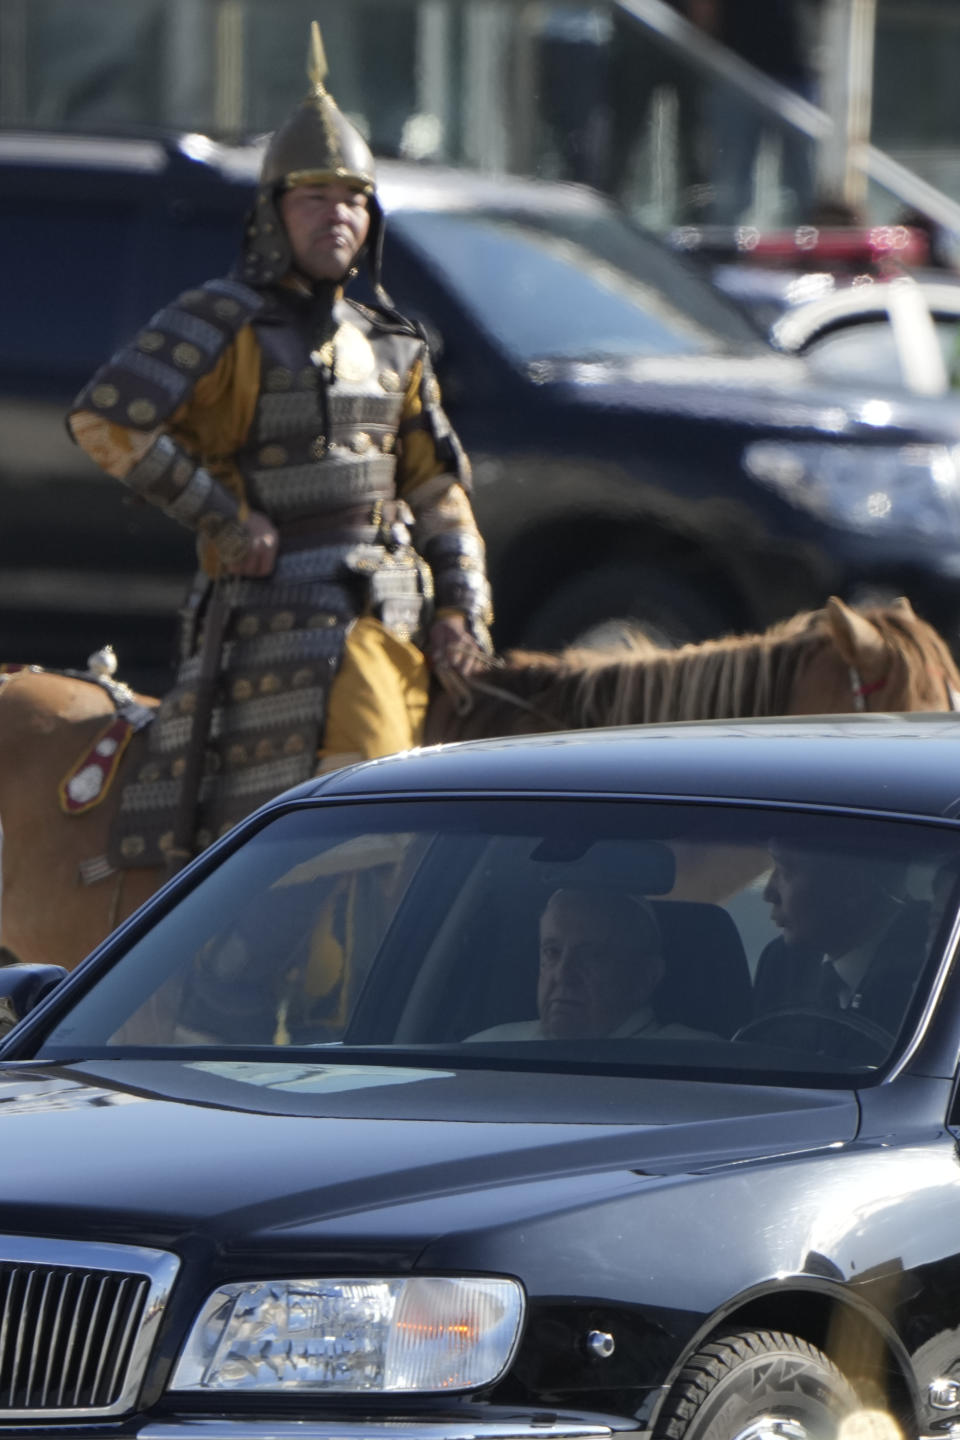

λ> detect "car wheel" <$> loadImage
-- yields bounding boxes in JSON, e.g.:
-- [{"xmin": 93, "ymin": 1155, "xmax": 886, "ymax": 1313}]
[
  {"xmin": 520, "ymin": 562, "xmax": 727, "ymax": 651},
  {"xmin": 654, "ymin": 1329, "xmax": 863, "ymax": 1440}
]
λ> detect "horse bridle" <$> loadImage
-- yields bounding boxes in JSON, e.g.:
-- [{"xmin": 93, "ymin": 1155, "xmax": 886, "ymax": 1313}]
[
  {"xmin": 846, "ymin": 668, "xmax": 888, "ymax": 712},
  {"xmin": 848, "ymin": 665, "xmax": 960, "ymax": 712}
]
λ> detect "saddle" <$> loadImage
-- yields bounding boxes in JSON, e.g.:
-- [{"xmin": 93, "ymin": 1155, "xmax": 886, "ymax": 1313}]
[{"xmin": 1, "ymin": 651, "xmax": 155, "ymax": 816}]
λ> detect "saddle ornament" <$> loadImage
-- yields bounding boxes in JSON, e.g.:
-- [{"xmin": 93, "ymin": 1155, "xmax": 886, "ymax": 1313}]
[{"xmin": 40, "ymin": 648, "xmax": 157, "ymax": 816}]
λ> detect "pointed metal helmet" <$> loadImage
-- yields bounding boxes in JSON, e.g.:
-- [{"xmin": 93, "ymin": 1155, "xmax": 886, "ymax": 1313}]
[{"xmin": 240, "ymin": 23, "xmax": 382, "ymax": 289}]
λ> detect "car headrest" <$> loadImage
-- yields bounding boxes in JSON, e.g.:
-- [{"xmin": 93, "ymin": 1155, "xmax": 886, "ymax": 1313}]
[{"xmin": 650, "ymin": 900, "xmax": 753, "ymax": 1037}]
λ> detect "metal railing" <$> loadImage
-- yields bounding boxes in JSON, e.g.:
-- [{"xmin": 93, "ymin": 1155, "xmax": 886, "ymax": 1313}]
[{"xmin": 612, "ymin": 0, "xmax": 960, "ymax": 234}]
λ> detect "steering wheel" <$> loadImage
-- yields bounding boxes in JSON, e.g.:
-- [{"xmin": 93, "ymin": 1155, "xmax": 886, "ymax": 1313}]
[{"xmin": 733, "ymin": 1006, "xmax": 894, "ymax": 1064}]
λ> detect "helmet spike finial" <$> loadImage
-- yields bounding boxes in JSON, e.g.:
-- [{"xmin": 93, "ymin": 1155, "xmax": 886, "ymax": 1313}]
[{"xmin": 308, "ymin": 21, "xmax": 328, "ymax": 97}]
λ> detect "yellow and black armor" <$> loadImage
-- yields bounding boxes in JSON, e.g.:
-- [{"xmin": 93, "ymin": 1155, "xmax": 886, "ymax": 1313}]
[{"xmin": 66, "ymin": 24, "xmax": 492, "ymax": 870}]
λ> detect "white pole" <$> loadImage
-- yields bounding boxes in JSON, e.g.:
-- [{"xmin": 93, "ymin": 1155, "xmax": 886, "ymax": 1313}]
[
  {"xmin": 412, "ymin": 0, "xmax": 453, "ymax": 160},
  {"xmin": 818, "ymin": 0, "xmax": 876, "ymax": 211},
  {"xmin": 462, "ymin": 1, "xmax": 511, "ymax": 172},
  {"xmin": 845, "ymin": 0, "xmax": 877, "ymax": 210},
  {"xmin": 0, "ymin": 0, "xmax": 27, "ymax": 125},
  {"xmin": 163, "ymin": 0, "xmax": 214, "ymax": 132},
  {"xmin": 214, "ymin": 0, "xmax": 246, "ymax": 138}
]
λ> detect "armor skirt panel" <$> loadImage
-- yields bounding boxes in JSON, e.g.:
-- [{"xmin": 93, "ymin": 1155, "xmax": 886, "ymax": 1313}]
[{"xmin": 109, "ymin": 534, "xmax": 429, "ymax": 870}]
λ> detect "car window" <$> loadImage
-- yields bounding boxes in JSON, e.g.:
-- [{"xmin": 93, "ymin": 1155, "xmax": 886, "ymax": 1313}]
[
  {"xmin": 800, "ymin": 312, "xmax": 960, "ymax": 394},
  {"xmin": 936, "ymin": 317, "xmax": 960, "ymax": 378},
  {"xmin": 801, "ymin": 318, "xmax": 907, "ymax": 390},
  {"xmin": 34, "ymin": 799, "xmax": 960, "ymax": 1086},
  {"xmin": 388, "ymin": 208, "xmax": 764, "ymax": 364}
]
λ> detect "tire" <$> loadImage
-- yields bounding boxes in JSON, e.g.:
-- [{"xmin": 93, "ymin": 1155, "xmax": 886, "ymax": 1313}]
[
  {"xmin": 520, "ymin": 562, "xmax": 728, "ymax": 652},
  {"xmin": 654, "ymin": 1329, "xmax": 863, "ymax": 1440}
]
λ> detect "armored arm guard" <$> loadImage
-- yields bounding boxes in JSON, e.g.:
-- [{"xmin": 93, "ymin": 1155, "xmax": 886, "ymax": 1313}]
[
  {"xmin": 415, "ymin": 487, "xmax": 493, "ymax": 652},
  {"xmin": 69, "ymin": 417, "xmax": 251, "ymax": 564},
  {"xmin": 399, "ymin": 352, "xmax": 493, "ymax": 650},
  {"xmin": 68, "ymin": 278, "xmax": 265, "ymax": 564}
]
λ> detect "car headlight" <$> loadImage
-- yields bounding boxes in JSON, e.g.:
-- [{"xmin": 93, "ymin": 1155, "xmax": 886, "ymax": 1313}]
[
  {"xmin": 171, "ymin": 1276, "xmax": 525, "ymax": 1393},
  {"xmin": 743, "ymin": 440, "xmax": 960, "ymax": 538}
]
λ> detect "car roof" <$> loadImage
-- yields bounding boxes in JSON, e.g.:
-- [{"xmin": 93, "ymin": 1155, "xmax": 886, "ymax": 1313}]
[
  {"xmin": 303, "ymin": 715, "xmax": 960, "ymax": 821},
  {"xmin": 375, "ymin": 160, "xmax": 614, "ymax": 217},
  {"xmin": 0, "ymin": 130, "xmax": 617, "ymax": 218},
  {"xmin": 772, "ymin": 279, "xmax": 960, "ymax": 351},
  {"xmin": 195, "ymin": 137, "xmax": 612, "ymax": 215}
]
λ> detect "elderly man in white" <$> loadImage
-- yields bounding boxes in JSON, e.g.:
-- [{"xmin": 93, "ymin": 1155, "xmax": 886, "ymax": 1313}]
[{"xmin": 471, "ymin": 887, "xmax": 709, "ymax": 1042}]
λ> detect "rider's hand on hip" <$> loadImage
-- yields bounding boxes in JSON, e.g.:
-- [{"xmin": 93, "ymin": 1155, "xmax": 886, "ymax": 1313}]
[{"xmin": 227, "ymin": 511, "xmax": 279, "ymax": 577}]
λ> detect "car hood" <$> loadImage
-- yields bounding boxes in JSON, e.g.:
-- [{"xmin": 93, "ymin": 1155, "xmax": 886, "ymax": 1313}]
[
  {"xmin": 0, "ymin": 1060, "xmax": 857, "ymax": 1244},
  {"xmin": 539, "ymin": 352, "xmax": 960, "ymax": 438}
]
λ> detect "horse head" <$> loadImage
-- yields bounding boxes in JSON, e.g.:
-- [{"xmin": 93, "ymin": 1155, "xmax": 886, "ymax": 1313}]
[{"xmin": 791, "ymin": 595, "xmax": 960, "ymax": 715}]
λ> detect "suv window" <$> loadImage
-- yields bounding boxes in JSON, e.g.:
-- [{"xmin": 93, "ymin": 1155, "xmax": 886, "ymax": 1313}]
[{"xmin": 390, "ymin": 208, "xmax": 764, "ymax": 363}]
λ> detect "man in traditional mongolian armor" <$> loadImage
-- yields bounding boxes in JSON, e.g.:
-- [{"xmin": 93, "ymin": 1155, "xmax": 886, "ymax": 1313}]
[{"xmin": 67, "ymin": 25, "xmax": 492, "ymax": 871}]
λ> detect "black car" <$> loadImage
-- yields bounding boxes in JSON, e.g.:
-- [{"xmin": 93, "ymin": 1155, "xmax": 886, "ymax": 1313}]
[
  {"xmin": 7, "ymin": 132, "xmax": 960, "ymax": 690},
  {"xmin": 4, "ymin": 717, "xmax": 960, "ymax": 1439}
]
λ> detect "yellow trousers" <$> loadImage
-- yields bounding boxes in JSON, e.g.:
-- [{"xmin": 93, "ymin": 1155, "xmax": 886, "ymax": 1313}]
[{"xmin": 316, "ymin": 616, "xmax": 430, "ymax": 774}]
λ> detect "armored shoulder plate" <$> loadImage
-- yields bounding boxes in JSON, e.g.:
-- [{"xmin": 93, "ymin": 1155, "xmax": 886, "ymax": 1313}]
[
  {"xmin": 415, "ymin": 347, "xmax": 472, "ymax": 489},
  {"xmin": 344, "ymin": 296, "xmax": 421, "ymax": 341},
  {"xmin": 73, "ymin": 278, "xmax": 265, "ymax": 431}
]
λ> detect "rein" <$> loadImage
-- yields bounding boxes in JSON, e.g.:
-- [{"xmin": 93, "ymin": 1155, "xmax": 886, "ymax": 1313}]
[{"xmin": 434, "ymin": 664, "xmax": 564, "ymax": 731}]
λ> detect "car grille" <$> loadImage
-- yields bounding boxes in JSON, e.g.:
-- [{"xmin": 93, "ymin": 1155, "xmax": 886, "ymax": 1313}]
[{"xmin": 0, "ymin": 1236, "xmax": 179, "ymax": 1420}]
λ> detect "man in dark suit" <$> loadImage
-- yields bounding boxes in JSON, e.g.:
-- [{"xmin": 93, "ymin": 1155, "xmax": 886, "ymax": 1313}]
[{"xmin": 753, "ymin": 841, "xmax": 929, "ymax": 1039}]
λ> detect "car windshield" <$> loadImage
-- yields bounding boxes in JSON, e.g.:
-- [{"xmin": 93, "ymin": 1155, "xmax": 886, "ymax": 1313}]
[
  {"xmin": 388, "ymin": 207, "xmax": 765, "ymax": 363},
  {"xmin": 34, "ymin": 799, "xmax": 960, "ymax": 1086}
]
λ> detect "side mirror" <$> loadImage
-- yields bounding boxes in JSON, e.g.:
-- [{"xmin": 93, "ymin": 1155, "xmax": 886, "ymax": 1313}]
[{"xmin": 0, "ymin": 964, "xmax": 69, "ymax": 1038}]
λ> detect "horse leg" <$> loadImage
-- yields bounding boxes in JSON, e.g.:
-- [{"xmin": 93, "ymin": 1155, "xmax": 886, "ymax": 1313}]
[
  {"xmin": 0, "ymin": 827, "xmax": 22, "ymax": 965},
  {"xmin": 0, "ymin": 829, "xmax": 23, "ymax": 966},
  {"xmin": 3, "ymin": 773, "xmax": 167, "ymax": 969},
  {"xmin": 1, "ymin": 798, "xmax": 164, "ymax": 971}
]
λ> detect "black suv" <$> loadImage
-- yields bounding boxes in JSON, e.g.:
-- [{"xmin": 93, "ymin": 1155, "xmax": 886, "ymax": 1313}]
[{"xmin": 6, "ymin": 130, "xmax": 960, "ymax": 690}]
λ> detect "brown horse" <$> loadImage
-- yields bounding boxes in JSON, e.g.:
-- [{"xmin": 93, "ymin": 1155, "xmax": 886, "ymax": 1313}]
[{"xmin": 1, "ymin": 594, "xmax": 958, "ymax": 972}]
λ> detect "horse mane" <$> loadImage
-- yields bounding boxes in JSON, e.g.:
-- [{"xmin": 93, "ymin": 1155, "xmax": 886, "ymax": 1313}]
[
  {"xmin": 444, "ymin": 603, "xmax": 960, "ymax": 739},
  {"xmin": 472, "ymin": 618, "xmax": 817, "ymax": 735}
]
